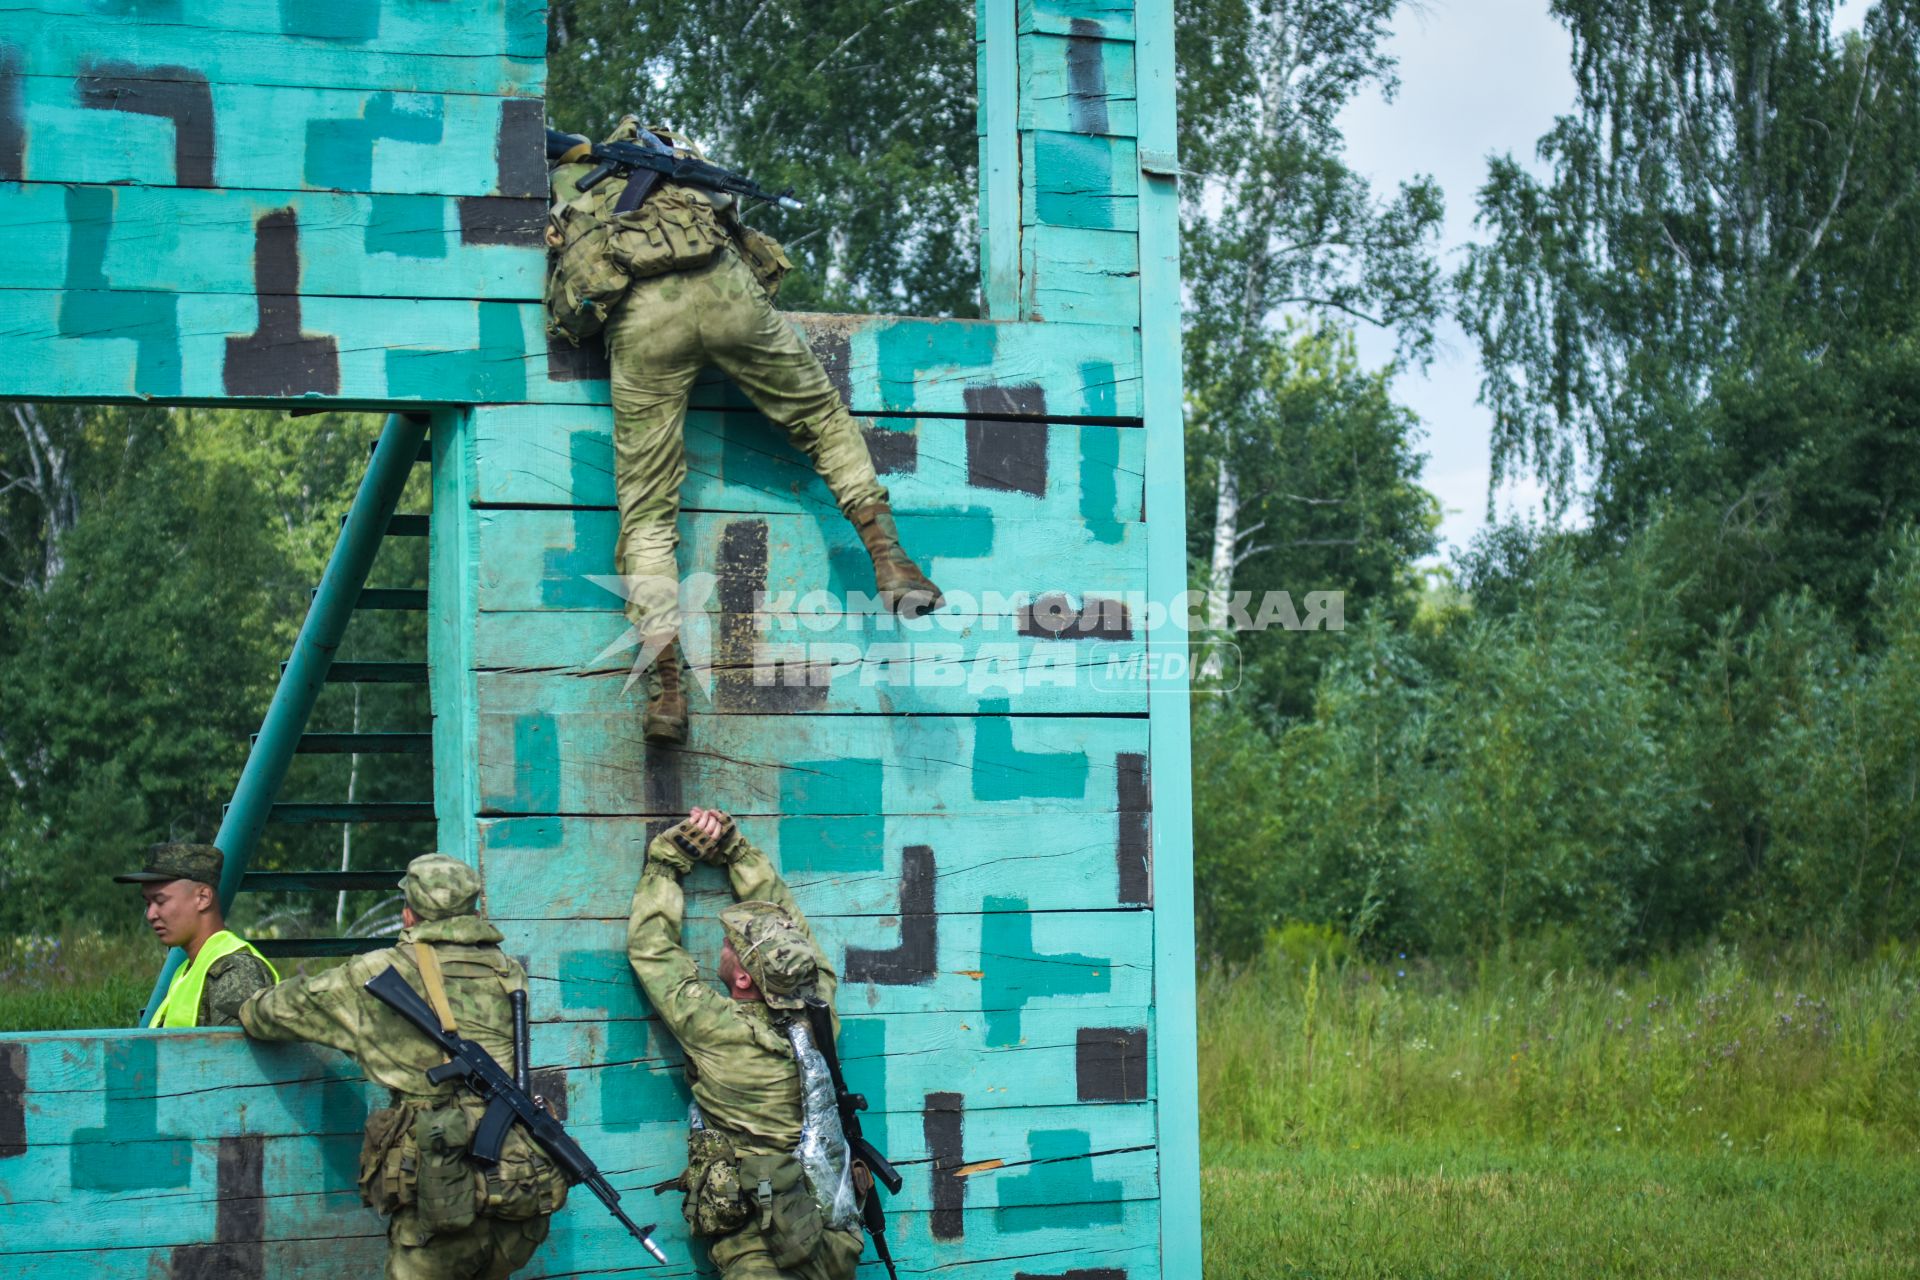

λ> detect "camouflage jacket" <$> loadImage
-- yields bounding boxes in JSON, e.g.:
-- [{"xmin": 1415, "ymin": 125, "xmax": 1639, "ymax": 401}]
[
  {"xmin": 626, "ymin": 839, "xmax": 839, "ymax": 1157},
  {"xmin": 200, "ymin": 950, "xmax": 275, "ymax": 1028},
  {"xmin": 239, "ymin": 915, "xmax": 526, "ymax": 1103}
]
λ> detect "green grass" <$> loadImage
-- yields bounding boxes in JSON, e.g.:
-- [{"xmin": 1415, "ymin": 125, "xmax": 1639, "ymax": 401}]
[
  {"xmin": 0, "ymin": 929, "xmax": 159, "ymax": 1031},
  {"xmin": 1200, "ymin": 937, "xmax": 1920, "ymax": 1277},
  {"xmin": 1203, "ymin": 1141, "xmax": 1920, "ymax": 1279}
]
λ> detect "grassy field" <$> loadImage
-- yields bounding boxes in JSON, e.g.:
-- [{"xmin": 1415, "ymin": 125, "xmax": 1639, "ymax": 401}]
[
  {"xmin": 0, "ymin": 929, "xmax": 159, "ymax": 1031},
  {"xmin": 1200, "ymin": 933, "xmax": 1920, "ymax": 1278}
]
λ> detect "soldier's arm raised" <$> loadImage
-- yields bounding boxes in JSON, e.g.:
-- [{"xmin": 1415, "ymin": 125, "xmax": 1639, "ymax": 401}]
[{"xmin": 626, "ymin": 834, "xmax": 726, "ymax": 1041}]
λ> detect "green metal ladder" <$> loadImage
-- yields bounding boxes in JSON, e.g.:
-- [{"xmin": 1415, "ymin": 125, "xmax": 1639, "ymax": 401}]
[{"xmin": 140, "ymin": 414, "xmax": 436, "ymax": 1018}]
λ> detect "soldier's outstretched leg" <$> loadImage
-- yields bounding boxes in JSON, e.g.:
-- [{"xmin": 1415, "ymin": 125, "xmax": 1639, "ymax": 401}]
[
  {"xmin": 605, "ymin": 272, "xmax": 709, "ymax": 743},
  {"xmin": 700, "ymin": 252, "xmax": 945, "ymax": 618}
]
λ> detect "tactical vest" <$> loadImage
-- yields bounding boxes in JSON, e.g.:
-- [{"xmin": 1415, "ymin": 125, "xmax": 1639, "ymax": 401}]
[
  {"xmin": 356, "ymin": 942, "xmax": 569, "ymax": 1241},
  {"xmin": 544, "ymin": 127, "xmax": 794, "ymax": 345},
  {"xmin": 147, "ymin": 930, "xmax": 277, "ymax": 1028}
]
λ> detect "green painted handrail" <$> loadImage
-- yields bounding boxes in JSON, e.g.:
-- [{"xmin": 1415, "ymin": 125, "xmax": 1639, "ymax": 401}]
[{"xmin": 139, "ymin": 412, "xmax": 431, "ymax": 1025}]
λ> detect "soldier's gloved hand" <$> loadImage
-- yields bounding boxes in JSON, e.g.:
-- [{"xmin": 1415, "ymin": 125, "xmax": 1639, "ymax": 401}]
[
  {"xmin": 644, "ymin": 826, "xmax": 697, "ymax": 878},
  {"xmin": 678, "ymin": 807, "xmax": 744, "ymax": 866}
]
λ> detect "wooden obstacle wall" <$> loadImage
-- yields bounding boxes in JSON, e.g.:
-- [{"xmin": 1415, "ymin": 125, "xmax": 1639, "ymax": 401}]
[{"xmin": 0, "ymin": 1, "xmax": 1198, "ymax": 1276}]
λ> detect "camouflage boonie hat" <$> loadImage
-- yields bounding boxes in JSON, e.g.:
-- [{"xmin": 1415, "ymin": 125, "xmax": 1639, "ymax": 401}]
[
  {"xmin": 719, "ymin": 901, "xmax": 817, "ymax": 1011},
  {"xmin": 114, "ymin": 842, "xmax": 223, "ymax": 887},
  {"xmin": 398, "ymin": 854, "xmax": 482, "ymax": 921}
]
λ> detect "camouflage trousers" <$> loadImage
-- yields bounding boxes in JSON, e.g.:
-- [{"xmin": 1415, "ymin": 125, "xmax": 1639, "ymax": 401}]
[
  {"xmin": 605, "ymin": 247, "xmax": 889, "ymax": 636},
  {"xmin": 385, "ymin": 1211, "xmax": 551, "ymax": 1280},
  {"xmin": 708, "ymin": 1223, "xmax": 865, "ymax": 1280}
]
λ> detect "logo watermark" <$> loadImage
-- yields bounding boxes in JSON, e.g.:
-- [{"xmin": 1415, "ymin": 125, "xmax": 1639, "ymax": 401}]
[{"xmin": 584, "ymin": 577, "xmax": 1333, "ymax": 695}]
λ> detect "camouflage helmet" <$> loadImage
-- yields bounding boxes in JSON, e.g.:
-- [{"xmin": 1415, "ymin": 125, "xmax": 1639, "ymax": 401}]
[
  {"xmin": 719, "ymin": 900, "xmax": 817, "ymax": 1011},
  {"xmin": 398, "ymin": 854, "xmax": 482, "ymax": 921}
]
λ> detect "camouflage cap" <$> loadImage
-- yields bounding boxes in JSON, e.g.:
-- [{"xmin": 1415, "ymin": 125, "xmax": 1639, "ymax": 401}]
[
  {"xmin": 719, "ymin": 900, "xmax": 817, "ymax": 1011},
  {"xmin": 114, "ymin": 842, "xmax": 223, "ymax": 887},
  {"xmin": 398, "ymin": 854, "xmax": 482, "ymax": 921}
]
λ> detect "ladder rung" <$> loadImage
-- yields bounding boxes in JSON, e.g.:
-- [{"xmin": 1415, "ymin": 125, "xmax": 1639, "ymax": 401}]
[
  {"xmin": 265, "ymin": 802, "xmax": 435, "ymax": 824},
  {"xmin": 279, "ymin": 660, "xmax": 429, "ymax": 684},
  {"xmin": 279, "ymin": 732, "xmax": 433, "ymax": 754},
  {"xmin": 307, "ymin": 586, "xmax": 428, "ymax": 611},
  {"xmin": 242, "ymin": 870, "xmax": 410, "ymax": 892},
  {"xmin": 255, "ymin": 937, "xmax": 398, "ymax": 958}
]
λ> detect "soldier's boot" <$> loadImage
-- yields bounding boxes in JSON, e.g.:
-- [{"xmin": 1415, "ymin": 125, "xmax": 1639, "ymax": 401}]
[
  {"xmin": 851, "ymin": 502, "xmax": 944, "ymax": 619},
  {"xmin": 642, "ymin": 636, "xmax": 688, "ymax": 745}
]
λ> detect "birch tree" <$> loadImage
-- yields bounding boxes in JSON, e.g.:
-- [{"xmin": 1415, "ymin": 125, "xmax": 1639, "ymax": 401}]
[
  {"xmin": 1177, "ymin": 0, "xmax": 1444, "ymax": 646},
  {"xmin": 1459, "ymin": 0, "xmax": 1920, "ymax": 522}
]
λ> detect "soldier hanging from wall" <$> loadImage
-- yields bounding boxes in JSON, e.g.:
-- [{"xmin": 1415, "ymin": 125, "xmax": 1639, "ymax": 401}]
[
  {"xmin": 629, "ymin": 807, "xmax": 896, "ymax": 1280},
  {"xmin": 544, "ymin": 117, "xmax": 944, "ymax": 746}
]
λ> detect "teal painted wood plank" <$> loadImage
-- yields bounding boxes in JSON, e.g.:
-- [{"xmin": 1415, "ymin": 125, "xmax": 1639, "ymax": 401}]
[
  {"xmin": 467, "ymin": 405, "xmax": 1146, "ymax": 520},
  {"xmin": 506, "ymin": 906, "xmax": 1152, "ymax": 1023},
  {"xmin": 1021, "ymin": 32, "xmax": 1140, "ymax": 137},
  {"xmin": 1133, "ymin": 0, "xmax": 1203, "ymax": 1270},
  {"xmin": 0, "ymin": 290, "xmax": 541, "ymax": 403},
  {"xmin": 0, "ymin": 294, "xmax": 1143, "ymax": 415},
  {"xmin": 480, "ymin": 813, "xmax": 1145, "ymax": 916},
  {"xmin": 431, "ymin": 410, "xmax": 482, "ymax": 863},
  {"xmin": 1018, "ymin": 0, "xmax": 1139, "ymax": 39},
  {"xmin": 15, "ymin": 76, "xmax": 515, "ymax": 195},
  {"xmin": 535, "ymin": 1205, "xmax": 1163, "ymax": 1280},
  {"xmin": 1023, "ymin": 131, "xmax": 1141, "ymax": 231},
  {"xmin": 470, "ymin": 612, "xmax": 1149, "ymax": 714},
  {"xmin": 1026, "ymin": 225, "xmax": 1143, "ymax": 326},
  {"xmin": 545, "ymin": 1005, "xmax": 1156, "ymax": 1114},
  {"xmin": 0, "ymin": 184, "xmax": 542, "ymax": 300},
  {"xmin": 2, "ymin": 1211, "xmax": 1160, "ymax": 1280},
  {"xmin": 981, "ymin": 0, "xmax": 1023, "ymax": 318},
  {"xmin": 540, "ymin": 312, "xmax": 1146, "ymax": 416},
  {"xmin": 472, "ymin": 509, "xmax": 1146, "ymax": 615},
  {"xmin": 16, "ymin": 1, "xmax": 543, "ymax": 96},
  {"xmin": 471, "ymin": 686, "xmax": 1147, "ymax": 815}
]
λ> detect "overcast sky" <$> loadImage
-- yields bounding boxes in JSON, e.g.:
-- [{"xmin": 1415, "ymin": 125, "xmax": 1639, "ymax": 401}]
[{"xmin": 1337, "ymin": 0, "xmax": 1872, "ymax": 562}]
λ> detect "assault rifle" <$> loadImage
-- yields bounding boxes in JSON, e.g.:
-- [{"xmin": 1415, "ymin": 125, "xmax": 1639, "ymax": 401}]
[
  {"xmin": 365, "ymin": 966, "xmax": 670, "ymax": 1265},
  {"xmin": 545, "ymin": 126, "xmax": 803, "ymax": 213},
  {"xmin": 802, "ymin": 995, "xmax": 903, "ymax": 1280}
]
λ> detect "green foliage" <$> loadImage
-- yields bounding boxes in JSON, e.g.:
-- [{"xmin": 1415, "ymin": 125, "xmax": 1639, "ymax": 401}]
[
  {"xmin": 0, "ymin": 929, "xmax": 157, "ymax": 1031},
  {"xmin": 1197, "ymin": 523, "xmax": 1920, "ymax": 962},
  {"xmin": 1459, "ymin": 0, "xmax": 1920, "ymax": 526},
  {"xmin": 1185, "ymin": 326, "xmax": 1440, "ymax": 719},
  {"xmin": 0, "ymin": 409, "xmax": 429, "ymax": 940},
  {"xmin": 545, "ymin": 0, "xmax": 979, "ymax": 315}
]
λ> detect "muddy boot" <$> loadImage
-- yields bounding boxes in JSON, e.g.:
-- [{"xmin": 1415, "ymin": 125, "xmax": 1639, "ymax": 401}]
[
  {"xmin": 851, "ymin": 503, "xmax": 945, "ymax": 619},
  {"xmin": 642, "ymin": 636, "xmax": 688, "ymax": 745}
]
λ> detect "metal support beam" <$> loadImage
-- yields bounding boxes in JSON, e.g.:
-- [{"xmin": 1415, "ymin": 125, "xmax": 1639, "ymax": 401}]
[{"xmin": 140, "ymin": 412, "xmax": 432, "ymax": 1025}]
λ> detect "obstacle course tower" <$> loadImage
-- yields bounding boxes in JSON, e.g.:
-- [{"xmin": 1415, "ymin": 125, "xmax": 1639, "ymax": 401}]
[{"xmin": 0, "ymin": 1, "xmax": 1197, "ymax": 1274}]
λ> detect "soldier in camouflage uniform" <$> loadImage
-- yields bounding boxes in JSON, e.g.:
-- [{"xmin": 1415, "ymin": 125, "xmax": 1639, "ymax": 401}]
[
  {"xmin": 117, "ymin": 843, "xmax": 276, "ymax": 1027},
  {"xmin": 547, "ymin": 119, "xmax": 945, "ymax": 746},
  {"xmin": 240, "ymin": 855, "xmax": 565, "ymax": 1280},
  {"xmin": 628, "ymin": 808, "xmax": 867, "ymax": 1280}
]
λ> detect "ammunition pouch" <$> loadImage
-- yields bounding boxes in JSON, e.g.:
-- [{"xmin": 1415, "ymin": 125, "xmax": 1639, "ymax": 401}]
[
  {"xmin": 412, "ymin": 1104, "xmax": 479, "ymax": 1235},
  {"xmin": 665, "ymin": 1128, "xmax": 754, "ymax": 1239},
  {"xmin": 358, "ymin": 1103, "xmax": 416, "ymax": 1217},
  {"xmin": 544, "ymin": 167, "xmax": 634, "ymax": 346},
  {"xmin": 729, "ymin": 222, "xmax": 794, "ymax": 299},
  {"xmin": 478, "ymin": 1115, "xmax": 571, "ymax": 1222},
  {"xmin": 606, "ymin": 183, "xmax": 733, "ymax": 281},
  {"xmin": 737, "ymin": 1151, "xmax": 825, "ymax": 1269}
]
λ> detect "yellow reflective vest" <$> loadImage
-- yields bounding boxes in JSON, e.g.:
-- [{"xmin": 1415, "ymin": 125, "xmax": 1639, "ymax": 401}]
[{"xmin": 148, "ymin": 930, "xmax": 279, "ymax": 1028}]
